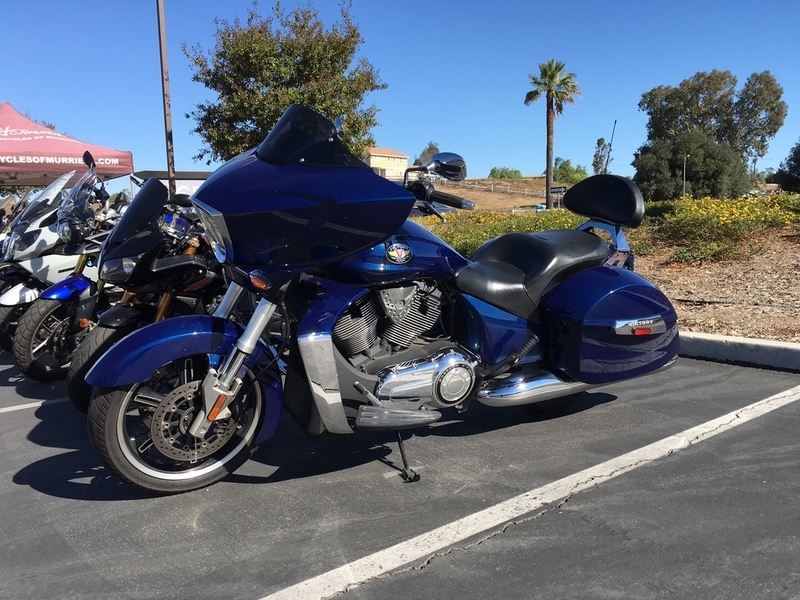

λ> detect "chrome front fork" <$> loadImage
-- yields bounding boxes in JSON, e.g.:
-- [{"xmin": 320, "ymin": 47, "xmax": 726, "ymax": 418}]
[{"xmin": 188, "ymin": 284, "xmax": 277, "ymax": 437}]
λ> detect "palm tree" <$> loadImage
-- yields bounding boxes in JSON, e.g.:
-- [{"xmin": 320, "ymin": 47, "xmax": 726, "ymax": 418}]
[{"xmin": 524, "ymin": 60, "xmax": 580, "ymax": 209}]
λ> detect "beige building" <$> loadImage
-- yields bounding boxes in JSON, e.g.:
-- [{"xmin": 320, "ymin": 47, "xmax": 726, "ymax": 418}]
[{"xmin": 364, "ymin": 147, "xmax": 409, "ymax": 180}]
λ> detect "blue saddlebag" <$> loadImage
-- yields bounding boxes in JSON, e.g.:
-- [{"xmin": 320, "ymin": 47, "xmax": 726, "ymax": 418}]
[{"xmin": 542, "ymin": 266, "xmax": 679, "ymax": 385}]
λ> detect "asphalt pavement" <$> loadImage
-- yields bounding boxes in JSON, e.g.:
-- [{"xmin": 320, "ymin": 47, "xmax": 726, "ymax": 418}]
[{"xmin": 1, "ymin": 334, "xmax": 799, "ymax": 600}]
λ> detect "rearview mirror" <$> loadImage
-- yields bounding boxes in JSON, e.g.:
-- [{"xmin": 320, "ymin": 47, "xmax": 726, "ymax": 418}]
[{"xmin": 427, "ymin": 152, "xmax": 466, "ymax": 181}]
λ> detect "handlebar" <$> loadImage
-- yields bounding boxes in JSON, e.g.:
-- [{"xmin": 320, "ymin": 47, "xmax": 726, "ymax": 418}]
[
  {"xmin": 407, "ymin": 179, "xmax": 474, "ymax": 211},
  {"xmin": 430, "ymin": 189, "xmax": 475, "ymax": 211}
]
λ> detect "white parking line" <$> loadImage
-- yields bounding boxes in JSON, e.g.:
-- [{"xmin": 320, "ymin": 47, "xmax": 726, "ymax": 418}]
[
  {"xmin": 0, "ymin": 397, "xmax": 68, "ymax": 414},
  {"xmin": 262, "ymin": 383, "xmax": 800, "ymax": 600}
]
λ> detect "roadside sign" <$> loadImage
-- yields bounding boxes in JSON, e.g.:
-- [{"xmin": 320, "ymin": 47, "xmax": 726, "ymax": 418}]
[{"xmin": 550, "ymin": 186, "xmax": 567, "ymax": 193}]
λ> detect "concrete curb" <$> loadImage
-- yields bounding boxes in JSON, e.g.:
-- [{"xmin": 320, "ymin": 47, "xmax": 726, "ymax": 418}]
[{"xmin": 679, "ymin": 332, "xmax": 800, "ymax": 373}]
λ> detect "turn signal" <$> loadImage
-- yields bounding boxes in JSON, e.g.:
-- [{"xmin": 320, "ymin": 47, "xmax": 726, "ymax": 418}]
[{"xmin": 249, "ymin": 270, "xmax": 272, "ymax": 291}]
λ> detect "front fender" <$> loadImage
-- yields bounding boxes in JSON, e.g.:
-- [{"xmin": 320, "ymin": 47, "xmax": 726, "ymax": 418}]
[
  {"xmin": 85, "ymin": 314, "xmax": 283, "ymax": 444},
  {"xmin": 40, "ymin": 273, "xmax": 94, "ymax": 302},
  {"xmin": 0, "ymin": 281, "xmax": 40, "ymax": 305},
  {"xmin": 87, "ymin": 315, "xmax": 246, "ymax": 386}
]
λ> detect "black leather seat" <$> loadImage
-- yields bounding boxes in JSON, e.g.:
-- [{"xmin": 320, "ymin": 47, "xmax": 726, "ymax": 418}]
[{"xmin": 455, "ymin": 230, "xmax": 608, "ymax": 319}]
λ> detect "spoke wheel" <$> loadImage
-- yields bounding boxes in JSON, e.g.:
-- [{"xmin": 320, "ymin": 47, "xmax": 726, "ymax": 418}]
[
  {"xmin": 88, "ymin": 354, "xmax": 264, "ymax": 495},
  {"xmin": 13, "ymin": 299, "xmax": 78, "ymax": 381}
]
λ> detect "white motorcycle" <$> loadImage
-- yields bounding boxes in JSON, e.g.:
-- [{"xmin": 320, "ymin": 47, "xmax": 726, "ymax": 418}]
[{"xmin": 0, "ymin": 152, "xmax": 116, "ymax": 351}]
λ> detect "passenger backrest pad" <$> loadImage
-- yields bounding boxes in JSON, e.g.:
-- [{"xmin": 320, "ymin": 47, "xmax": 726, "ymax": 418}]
[{"xmin": 562, "ymin": 174, "xmax": 645, "ymax": 228}]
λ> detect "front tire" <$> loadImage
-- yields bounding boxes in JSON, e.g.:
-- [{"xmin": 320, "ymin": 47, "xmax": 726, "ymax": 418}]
[
  {"xmin": 0, "ymin": 302, "xmax": 30, "ymax": 352},
  {"xmin": 87, "ymin": 354, "xmax": 264, "ymax": 495},
  {"xmin": 66, "ymin": 323, "xmax": 140, "ymax": 414},
  {"xmin": 13, "ymin": 298, "xmax": 78, "ymax": 381}
]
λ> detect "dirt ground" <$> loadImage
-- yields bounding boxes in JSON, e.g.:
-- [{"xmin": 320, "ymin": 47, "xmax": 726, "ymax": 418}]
[{"xmin": 439, "ymin": 185, "xmax": 800, "ymax": 344}]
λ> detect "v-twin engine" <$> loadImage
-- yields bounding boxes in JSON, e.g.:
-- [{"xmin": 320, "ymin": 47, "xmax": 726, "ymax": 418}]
[{"xmin": 332, "ymin": 281, "xmax": 477, "ymax": 409}]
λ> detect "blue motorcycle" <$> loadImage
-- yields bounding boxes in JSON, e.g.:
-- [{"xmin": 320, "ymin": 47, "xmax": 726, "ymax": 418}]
[{"xmin": 86, "ymin": 104, "xmax": 678, "ymax": 495}]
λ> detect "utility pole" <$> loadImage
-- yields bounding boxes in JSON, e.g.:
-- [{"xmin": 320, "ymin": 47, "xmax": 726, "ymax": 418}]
[
  {"xmin": 683, "ymin": 154, "xmax": 690, "ymax": 197},
  {"xmin": 156, "ymin": 0, "xmax": 177, "ymax": 196}
]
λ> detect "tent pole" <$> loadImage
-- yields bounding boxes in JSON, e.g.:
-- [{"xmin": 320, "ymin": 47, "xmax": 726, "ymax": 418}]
[{"xmin": 156, "ymin": 0, "xmax": 177, "ymax": 197}]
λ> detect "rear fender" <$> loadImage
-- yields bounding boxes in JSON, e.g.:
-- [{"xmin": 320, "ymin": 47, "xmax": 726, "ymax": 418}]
[
  {"xmin": 40, "ymin": 273, "xmax": 94, "ymax": 302},
  {"xmin": 85, "ymin": 314, "xmax": 283, "ymax": 444}
]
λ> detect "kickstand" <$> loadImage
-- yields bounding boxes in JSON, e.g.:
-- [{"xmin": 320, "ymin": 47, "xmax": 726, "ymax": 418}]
[{"xmin": 395, "ymin": 430, "xmax": 420, "ymax": 483}]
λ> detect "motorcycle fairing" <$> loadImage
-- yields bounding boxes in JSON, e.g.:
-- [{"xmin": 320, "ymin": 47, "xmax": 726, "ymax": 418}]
[
  {"xmin": 193, "ymin": 105, "xmax": 416, "ymax": 271},
  {"xmin": 293, "ymin": 277, "xmax": 373, "ymax": 436},
  {"xmin": 84, "ymin": 315, "xmax": 283, "ymax": 444},
  {"xmin": 40, "ymin": 273, "xmax": 93, "ymax": 302},
  {"xmin": 331, "ymin": 219, "xmax": 469, "ymax": 286},
  {"xmin": 15, "ymin": 253, "xmax": 97, "ymax": 286},
  {"xmin": 542, "ymin": 266, "xmax": 679, "ymax": 384}
]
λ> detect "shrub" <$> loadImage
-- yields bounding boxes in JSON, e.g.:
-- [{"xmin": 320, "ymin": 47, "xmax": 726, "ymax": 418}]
[
  {"xmin": 487, "ymin": 167, "xmax": 523, "ymax": 179},
  {"xmin": 416, "ymin": 210, "xmax": 584, "ymax": 257},
  {"xmin": 413, "ymin": 192, "xmax": 800, "ymax": 264}
]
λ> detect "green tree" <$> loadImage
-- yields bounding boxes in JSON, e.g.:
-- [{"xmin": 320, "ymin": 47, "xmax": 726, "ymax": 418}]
[
  {"xmin": 414, "ymin": 141, "xmax": 440, "ymax": 166},
  {"xmin": 183, "ymin": 1, "xmax": 386, "ymax": 163},
  {"xmin": 592, "ymin": 138, "xmax": 612, "ymax": 175},
  {"xmin": 632, "ymin": 131, "xmax": 749, "ymax": 200},
  {"xmin": 488, "ymin": 167, "xmax": 522, "ymax": 179},
  {"xmin": 553, "ymin": 157, "xmax": 588, "ymax": 184},
  {"xmin": 772, "ymin": 137, "xmax": 800, "ymax": 192},
  {"xmin": 524, "ymin": 59, "xmax": 580, "ymax": 209},
  {"xmin": 638, "ymin": 70, "xmax": 786, "ymax": 165},
  {"xmin": 732, "ymin": 71, "xmax": 788, "ymax": 166}
]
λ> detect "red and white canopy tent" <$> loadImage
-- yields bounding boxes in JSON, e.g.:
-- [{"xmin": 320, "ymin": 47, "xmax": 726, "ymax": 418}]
[{"xmin": 0, "ymin": 101, "xmax": 133, "ymax": 186}]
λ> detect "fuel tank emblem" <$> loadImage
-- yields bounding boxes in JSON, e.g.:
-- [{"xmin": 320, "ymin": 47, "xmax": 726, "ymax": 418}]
[{"xmin": 386, "ymin": 243, "xmax": 413, "ymax": 265}]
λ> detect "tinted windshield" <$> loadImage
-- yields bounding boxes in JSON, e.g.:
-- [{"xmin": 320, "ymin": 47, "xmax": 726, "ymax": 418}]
[
  {"xmin": 104, "ymin": 177, "xmax": 169, "ymax": 247},
  {"xmin": 57, "ymin": 169, "xmax": 101, "ymax": 224},
  {"xmin": 16, "ymin": 171, "xmax": 75, "ymax": 226},
  {"xmin": 256, "ymin": 104, "xmax": 367, "ymax": 169}
]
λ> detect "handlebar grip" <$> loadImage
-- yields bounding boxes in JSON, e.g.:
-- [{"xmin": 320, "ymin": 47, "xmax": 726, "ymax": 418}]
[{"xmin": 430, "ymin": 189, "xmax": 475, "ymax": 210}]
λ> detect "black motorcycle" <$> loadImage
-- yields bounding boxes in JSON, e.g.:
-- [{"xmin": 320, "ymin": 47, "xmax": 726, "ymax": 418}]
[{"xmin": 65, "ymin": 178, "xmax": 227, "ymax": 413}]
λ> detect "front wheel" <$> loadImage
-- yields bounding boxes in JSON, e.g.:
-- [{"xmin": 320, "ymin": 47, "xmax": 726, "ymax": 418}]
[
  {"xmin": 13, "ymin": 298, "xmax": 79, "ymax": 381},
  {"xmin": 87, "ymin": 354, "xmax": 265, "ymax": 495},
  {"xmin": 0, "ymin": 302, "xmax": 30, "ymax": 352}
]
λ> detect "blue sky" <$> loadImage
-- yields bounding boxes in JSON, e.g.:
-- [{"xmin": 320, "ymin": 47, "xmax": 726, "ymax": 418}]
[{"xmin": 3, "ymin": 0, "xmax": 798, "ymax": 193}]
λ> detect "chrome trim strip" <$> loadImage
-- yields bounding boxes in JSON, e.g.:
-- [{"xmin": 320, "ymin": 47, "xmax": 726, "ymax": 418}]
[{"xmin": 613, "ymin": 315, "xmax": 667, "ymax": 335}]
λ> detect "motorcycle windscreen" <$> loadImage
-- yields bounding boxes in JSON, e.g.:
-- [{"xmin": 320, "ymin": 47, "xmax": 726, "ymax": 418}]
[
  {"xmin": 192, "ymin": 105, "xmax": 415, "ymax": 270},
  {"xmin": 98, "ymin": 177, "xmax": 168, "ymax": 264},
  {"xmin": 12, "ymin": 170, "xmax": 76, "ymax": 227}
]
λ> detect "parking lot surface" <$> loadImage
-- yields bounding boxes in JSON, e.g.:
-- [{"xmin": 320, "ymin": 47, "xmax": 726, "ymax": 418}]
[{"xmin": 1, "ymin": 353, "xmax": 799, "ymax": 599}]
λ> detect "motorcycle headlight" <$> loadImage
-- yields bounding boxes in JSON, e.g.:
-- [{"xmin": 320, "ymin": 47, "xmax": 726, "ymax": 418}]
[
  {"xmin": 2, "ymin": 232, "xmax": 16, "ymax": 261},
  {"xmin": 99, "ymin": 254, "xmax": 143, "ymax": 282},
  {"xmin": 58, "ymin": 221, "xmax": 73, "ymax": 243},
  {"xmin": 58, "ymin": 220, "xmax": 90, "ymax": 244},
  {"xmin": 8, "ymin": 230, "xmax": 40, "ymax": 257}
]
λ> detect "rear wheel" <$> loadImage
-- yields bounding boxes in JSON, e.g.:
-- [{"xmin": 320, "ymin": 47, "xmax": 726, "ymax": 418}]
[
  {"xmin": 66, "ymin": 323, "xmax": 140, "ymax": 413},
  {"xmin": 12, "ymin": 299, "xmax": 79, "ymax": 381},
  {"xmin": 87, "ymin": 354, "xmax": 264, "ymax": 495}
]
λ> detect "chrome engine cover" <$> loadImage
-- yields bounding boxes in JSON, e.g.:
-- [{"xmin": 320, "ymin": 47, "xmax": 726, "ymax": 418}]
[{"xmin": 374, "ymin": 347, "xmax": 477, "ymax": 408}]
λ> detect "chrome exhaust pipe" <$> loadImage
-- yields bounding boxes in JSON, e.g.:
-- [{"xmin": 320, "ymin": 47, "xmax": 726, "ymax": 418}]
[{"xmin": 476, "ymin": 369, "xmax": 593, "ymax": 407}]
